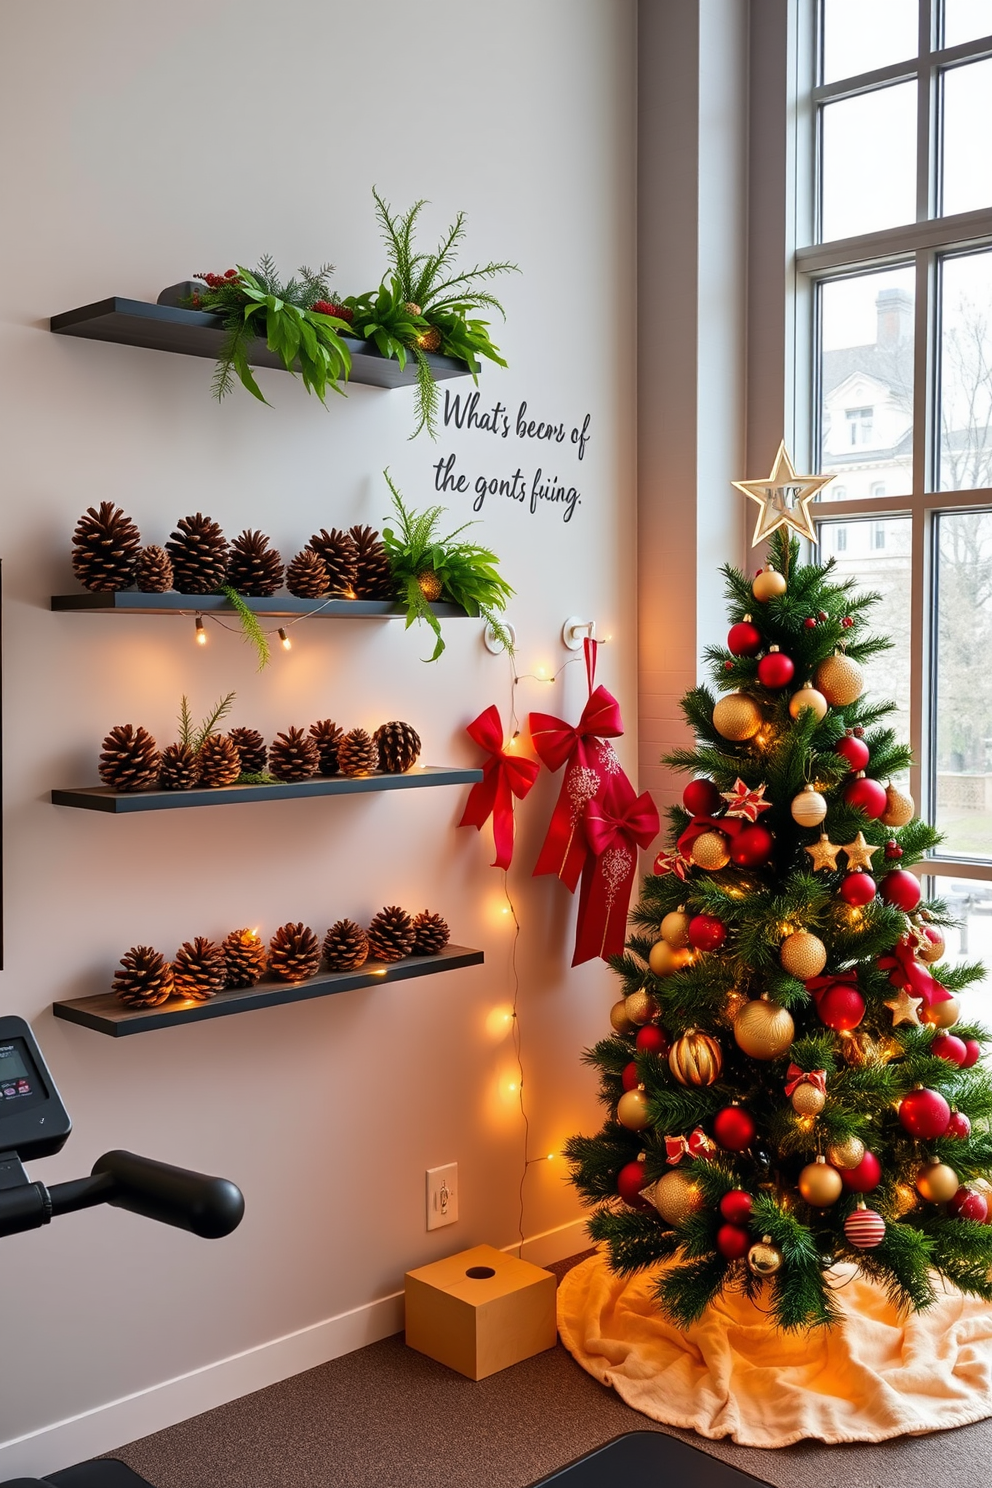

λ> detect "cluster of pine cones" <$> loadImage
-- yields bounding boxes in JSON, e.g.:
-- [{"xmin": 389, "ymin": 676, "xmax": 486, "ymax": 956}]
[
  {"xmin": 98, "ymin": 718, "xmax": 422, "ymax": 791},
  {"xmin": 71, "ymin": 502, "xmax": 398, "ymax": 601},
  {"xmin": 112, "ymin": 908, "xmax": 451, "ymax": 1007}
]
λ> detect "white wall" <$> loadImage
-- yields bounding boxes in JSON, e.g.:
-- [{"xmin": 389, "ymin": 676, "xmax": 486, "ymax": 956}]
[{"xmin": 0, "ymin": 1, "xmax": 636, "ymax": 1471}]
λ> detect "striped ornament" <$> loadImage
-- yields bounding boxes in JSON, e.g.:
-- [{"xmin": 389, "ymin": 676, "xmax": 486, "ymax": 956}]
[{"xmin": 844, "ymin": 1207, "xmax": 885, "ymax": 1249}]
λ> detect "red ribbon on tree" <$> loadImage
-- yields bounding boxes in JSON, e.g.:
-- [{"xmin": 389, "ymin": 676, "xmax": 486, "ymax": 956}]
[
  {"xmin": 571, "ymin": 772, "xmax": 659, "ymax": 966},
  {"xmin": 665, "ymin": 1128, "xmax": 716, "ymax": 1165},
  {"xmin": 784, "ymin": 1064, "xmax": 828, "ymax": 1097},
  {"xmin": 676, "ymin": 815, "xmax": 744, "ymax": 859},
  {"xmin": 457, "ymin": 705, "xmax": 539, "ymax": 870},
  {"xmin": 804, "ymin": 969, "xmax": 859, "ymax": 996},
  {"xmin": 878, "ymin": 935, "xmax": 952, "ymax": 1006},
  {"xmin": 530, "ymin": 639, "xmax": 626, "ymax": 891},
  {"xmin": 653, "ymin": 848, "xmax": 692, "ymax": 880}
]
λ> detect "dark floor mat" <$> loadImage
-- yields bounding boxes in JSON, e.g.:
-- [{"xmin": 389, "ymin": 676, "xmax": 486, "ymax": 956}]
[{"xmin": 530, "ymin": 1433, "xmax": 774, "ymax": 1487}]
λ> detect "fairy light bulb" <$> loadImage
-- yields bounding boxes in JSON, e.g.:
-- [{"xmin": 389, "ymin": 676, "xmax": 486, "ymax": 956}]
[
  {"xmin": 278, "ymin": 627, "xmax": 292, "ymax": 651},
  {"xmin": 195, "ymin": 616, "xmax": 206, "ymax": 645}
]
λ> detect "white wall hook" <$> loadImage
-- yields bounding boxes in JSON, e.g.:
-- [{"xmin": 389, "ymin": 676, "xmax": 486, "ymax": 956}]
[
  {"xmin": 561, "ymin": 616, "xmax": 595, "ymax": 650},
  {"xmin": 483, "ymin": 620, "xmax": 516, "ymax": 654}
]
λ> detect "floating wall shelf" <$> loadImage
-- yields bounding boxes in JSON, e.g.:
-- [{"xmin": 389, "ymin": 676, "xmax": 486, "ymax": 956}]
[
  {"xmin": 53, "ymin": 945, "xmax": 485, "ymax": 1037},
  {"xmin": 52, "ymin": 766, "xmax": 482, "ymax": 814},
  {"xmin": 50, "ymin": 298, "xmax": 476, "ymax": 390},
  {"xmin": 51, "ymin": 592, "xmax": 466, "ymax": 619}
]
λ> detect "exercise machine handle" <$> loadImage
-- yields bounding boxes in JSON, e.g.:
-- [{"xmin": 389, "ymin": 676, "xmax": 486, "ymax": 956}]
[{"xmin": 89, "ymin": 1151, "xmax": 245, "ymax": 1238}]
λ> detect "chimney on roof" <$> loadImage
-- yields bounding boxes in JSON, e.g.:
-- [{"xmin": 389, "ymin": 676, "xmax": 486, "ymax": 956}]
[{"xmin": 876, "ymin": 287, "xmax": 913, "ymax": 348}]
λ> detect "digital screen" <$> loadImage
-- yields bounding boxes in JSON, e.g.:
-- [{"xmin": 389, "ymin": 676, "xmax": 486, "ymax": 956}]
[{"xmin": 0, "ymin": 1041, "xmax": 36, "ymax": 1100}]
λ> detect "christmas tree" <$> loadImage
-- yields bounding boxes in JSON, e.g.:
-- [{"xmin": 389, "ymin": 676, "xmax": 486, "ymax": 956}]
[{"xmin": 565, "ymin": 527, "xmax": 992, "ymax": 1332}]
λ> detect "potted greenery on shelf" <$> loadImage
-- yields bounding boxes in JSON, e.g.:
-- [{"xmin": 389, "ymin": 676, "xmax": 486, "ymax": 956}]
[{"xmin": 380, "ymin": 470, "xmax": 513, "ymax": 661}]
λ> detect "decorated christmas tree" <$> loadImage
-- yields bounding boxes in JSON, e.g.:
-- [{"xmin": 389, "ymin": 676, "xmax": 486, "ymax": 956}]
[{"xmin": 565, "ymin": 524, "xmax": 992, "ymax": 1332}]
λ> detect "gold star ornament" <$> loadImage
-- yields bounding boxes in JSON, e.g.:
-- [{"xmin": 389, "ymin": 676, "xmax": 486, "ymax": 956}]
[
  {"xmin": 805, "ymin": 834, "xmax": 842, "ymax": 872},
  {"xmin": 841, "ymin": 832, "xmax": 878, "ymax": 871},
  {"xmin": 732, "ymin": 441, "xmax": 834, "ymax": 547},
  {"xmin": 885, "ymin": 988, "xmax": 923, "ymax": 1027}
]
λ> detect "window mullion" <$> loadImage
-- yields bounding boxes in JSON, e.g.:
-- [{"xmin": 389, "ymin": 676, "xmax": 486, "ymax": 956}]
[{"xmin": 918, "ymin": 0, "xmax": 935, "ymax": 221}]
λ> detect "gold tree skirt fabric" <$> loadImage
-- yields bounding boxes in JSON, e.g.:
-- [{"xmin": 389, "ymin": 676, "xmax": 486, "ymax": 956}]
[{"xmin": 556, "ymin": 1249, "xmax": 992, "ymax": 1447}]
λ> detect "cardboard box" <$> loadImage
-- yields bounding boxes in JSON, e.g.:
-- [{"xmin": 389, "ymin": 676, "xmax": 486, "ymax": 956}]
[{"xmin": 405, "ymin": 1243, "xmax": 557, "ymax": 1380}]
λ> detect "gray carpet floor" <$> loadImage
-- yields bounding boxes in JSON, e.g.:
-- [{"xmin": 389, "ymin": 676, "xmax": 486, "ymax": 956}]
[{"xmin": 108, "ymin": 1256, "xmax": 992, "ymax": 1488}]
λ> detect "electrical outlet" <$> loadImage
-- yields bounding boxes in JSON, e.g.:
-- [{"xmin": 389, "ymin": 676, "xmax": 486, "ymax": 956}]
[{"xmin": 426, "ymin": 1163, "xmax": 458, "ymax": 1230}]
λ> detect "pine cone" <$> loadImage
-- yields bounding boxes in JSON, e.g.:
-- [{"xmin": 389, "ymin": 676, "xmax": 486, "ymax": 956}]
[
  {"xmin": 337, "ymin": 727, "xmax": 378, "ymax": 778},
  {"xmin": 309, "ymin": 719, "xmax": 343, "ymax": 776},
  {"xmin": 159, "ymin": 742, "xmax": 200, "ymax": 790},
  {"xmin": 72, "ymin": 502, "xmax": 141, "ymax": 592},
  {"xmin": 268, "ymin": 922, "xmax": 321, "ymax": 982},
  {"xmin": 349, "ymin": 525, "xmax": 396, "ymax": 600},
  {"xmin": 269, "ymin": 726, "xmax": 319, "ymax": 781},
  {"xmin": 367, "ymin": 905, "xmax": 415, "ymax": 963},
  {"xmin": 411, "ymin": 911, "xmax": 450, "ymax": 955},
  {"xmin": 374, "ymin": 720, "xmax": 422, "ymax": 773},
  {"xmin": 99, "ymin": 724, "xmax": 160, "ymax": 791},
  {"xmin": 222, "ymin": 928, "xmax": 267, "ymax": 989},
  {"xmin": 227, "ymin": 727, "xmax": 267, "ymax": 776},
  {"xmin": 286, "ymin": 548, "xmax": 329, "ymax": 599},
  {"xmin": 136, "ymin": 544, "xmax": 174, "ymax": 593},
  {"xmin": 172, "ymin": 937, "xmax": 226, "ymax": 1001},
  {"xmin": 112, "ymin": 945, "xmax": 174, "ymax": 1007},
  {"xmin": 166, "ymin": 513, "xmax": 229, "ymax": 594},
  {"xmin": 309, "ymin": 528, "xmax": 358, "ymax": 596},
  {"xmin": 226, "ymin": 529, "xmax": 284, "ymax": 596},
  {"xmin": 198, "ymin": 734, "xmax": 241, "ymax": 787},
  {"xmin": 323, "ymin": 918, "xmax": 369, "ymax": 971}
]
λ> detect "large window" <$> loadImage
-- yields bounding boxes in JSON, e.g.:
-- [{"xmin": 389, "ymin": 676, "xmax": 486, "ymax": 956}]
[{"xmin": 799, "ymin": 1, "xmax": 992, "ymax": 931}]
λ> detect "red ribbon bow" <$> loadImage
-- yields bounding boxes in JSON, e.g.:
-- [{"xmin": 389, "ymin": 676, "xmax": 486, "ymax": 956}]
[
  {"xmin": 878, "ymin": 935, "xmax": 952, "ymax": 1007},
  {"xmin": 571, "ymin": 773, "xmax": 660, "ymax": 966},
  {"xmin": 665, "ymin": 1128, "xmax": 716, "ymax": 1165},
  {"xmin": 675, "ymin": 815, "xmax": 744, "ymax": 859},
  {"xmin": 784, "ymin": 1064, "xmax": 828, "ymax": 1097},
  {"xmin": 457, "ymin": 706, "xmax": 539, "ymax": 870},
  {"xmin": 804, "ymin": 969, "xmax": 859, "ymax": 996}
]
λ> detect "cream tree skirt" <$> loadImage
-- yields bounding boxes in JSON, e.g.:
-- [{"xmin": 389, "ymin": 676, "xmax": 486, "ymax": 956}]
[{"xmin": 557, "ymin": 1249, "xmax": 992, "ymax": 1447}]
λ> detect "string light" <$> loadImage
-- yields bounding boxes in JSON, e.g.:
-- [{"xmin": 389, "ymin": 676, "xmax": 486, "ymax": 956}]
[
  {"xmin": 278, "ymin": 627, "xmax": 292, "ymax": 651},
  {"xmin": 195, "ymin": 616, "xmax": 206, "ymax": 645}
]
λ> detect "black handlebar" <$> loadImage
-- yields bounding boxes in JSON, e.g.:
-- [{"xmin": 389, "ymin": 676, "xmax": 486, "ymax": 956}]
[{"xmin": 0, "ymin": 1151, "xmax": 244, "ymax": 1240}]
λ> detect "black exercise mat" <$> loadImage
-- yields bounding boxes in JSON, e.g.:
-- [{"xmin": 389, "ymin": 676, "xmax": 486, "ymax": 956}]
[{"xmin": 528, "ymin": 1431, "xmax": 774, "ymax": 1487}]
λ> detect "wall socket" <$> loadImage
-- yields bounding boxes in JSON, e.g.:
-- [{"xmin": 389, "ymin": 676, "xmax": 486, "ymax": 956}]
[{"xmin": 426, "ymin": 1163, "xmax": 458, "ymax": 1230}]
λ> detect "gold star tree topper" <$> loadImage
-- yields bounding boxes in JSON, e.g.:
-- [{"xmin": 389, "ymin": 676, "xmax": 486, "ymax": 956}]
[{"xmin": 732, "ymin": 441, "xmax": 834, "ymax": 547}]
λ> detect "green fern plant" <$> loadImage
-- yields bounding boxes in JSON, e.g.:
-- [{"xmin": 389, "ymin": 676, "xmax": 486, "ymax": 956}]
[
  {"xmin": 178, "ymin": 692, "xmax": 237, "ymax": 753},
  {"xmin": 379, "ymin": 470, "xmax": 513, "ymax": 661}
]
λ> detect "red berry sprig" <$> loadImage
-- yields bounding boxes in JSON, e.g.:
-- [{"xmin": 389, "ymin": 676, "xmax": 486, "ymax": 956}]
[{"xmin": 196, "ymin": 268, "xmax": 242, "ymax": 289}]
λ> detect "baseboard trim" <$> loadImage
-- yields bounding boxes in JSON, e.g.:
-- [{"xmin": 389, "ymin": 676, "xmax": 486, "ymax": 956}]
[{"xmin": 0, "ymin": 1215, "xmax": 590, "ymax": 1481}]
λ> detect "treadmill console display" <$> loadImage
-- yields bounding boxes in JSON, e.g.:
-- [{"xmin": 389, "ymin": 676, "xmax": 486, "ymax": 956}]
[
  {"xmin": 0, "ymin": 1040, "xmax": 44, "ymax": 1109},
  {"xmin": 0, "ymin": 1016, "xmax": 72, "ymax": 1159}
]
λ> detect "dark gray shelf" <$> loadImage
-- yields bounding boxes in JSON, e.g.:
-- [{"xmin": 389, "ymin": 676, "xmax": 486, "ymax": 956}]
[
  {"xmin": 52, "ymin": 944, "xmax": 485, "ymax": 1036},
  {"xmin": 50, "ymin": 298, "xmax": 476, "ymax": 389},
  {"xmin": 51, "ymin": 592, "xmax": 466, "ymax": 618},
  {"xmin": 52, "ymin": 765, "xmax": 482, "ymax": 813}
]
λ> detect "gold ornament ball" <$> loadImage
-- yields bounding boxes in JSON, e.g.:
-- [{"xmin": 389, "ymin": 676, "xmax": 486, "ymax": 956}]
[
  {"xmin": 661, "ymin": 910, "xmax": 691, "ymax": 948},
  {"xmin": 826, "ymin": 1135, "xmax": 866, "ymax": 1170},
  {"xmin": 915, "ymin": 1161, "xmax": 960, "ymax": 1204},
  {"xmin": 617, "ymin": 1087, "xmax": 652, "ymax": 1131},
  {"xmin": 798, "ymin": 1157, "xmax": 843, "ymax": 1207},
  {"xmin": 788, "ymin": 683, "xmax": 829, "ymax": 722},
  {"xmin": 814, "ymin": 652, "xmax": 864, "ymax": 707},
  {"xmin": 643, "ymin": 1170, "xmax": 704, "ymax": 1228},
  {"xmin": 921, "ymin": 995, "xmax": 960, "ymax": 1030},
  {"xmin": 791, "ymin": 785, "xmax": 828, "ymax": 828},
  {"xmin": 712, "ymin": 693, "xmax": 763, "ymax": 741},
  {"xmin": 780, "ymin": 930, "xmax": 827, "ymax": 980},
  {"xmin": 691, "ymin": 830, "xmax": 731, "ymax": 871},
  {"xmin": 881, "ymin": 784, "xmax": 914, "ymax": 828},
  {"xmin": 918, "ymin": 928, "xmax": 946, "ymax": 965},
  {"xmin": 610, "ymin": 999, "xmax": 635, "ymax": 1035},
  {"xmin": 753, "ymin": 569, "xmax": 787, "ymax": 602},
  {"xmin": 649, "ymin": 941, "xmax": 694, "ymax": 977},
  {"xmin": 791, "ymin": 1082, "xmax": 826, "ymax": 1116},
  {"xmin": 734, "ymin": 998, "xmax": 795, "ymax": 1060},
  {"xmin": 625, "ymin": 989, "xmax": 660, "ymax": 1026},
  {"xmin": 668, "ymin": 1029, "xmax": 723, "ymax": 1087},
  {"xmin": 747, "ymin": 1234, "xmax": 784, "ymax": 1277}
]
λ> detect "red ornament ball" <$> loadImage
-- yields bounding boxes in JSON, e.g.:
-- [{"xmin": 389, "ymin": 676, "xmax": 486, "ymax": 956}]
[
  {"xmin": 716, "ymin": 1223, "xmax": 751, "ymax": 1261},
  {"xmin": 817, "ymin": 983, "xmax": 865, "ymax": 1032},
  {"xmin": 688, "ymin": 914, "xmax": 727, "ymax": 952},
  {"xmin": 961, "ymin": 1038, "xmax": 982, "ymax": 1069},
  {"xmin": 840, "ymin": 872, "xmax": 876, "ymax": 907},
  {"xmin": 931, "ymin": 1033, "xmax": 967, "ymax": 1066},
  {"xmin": 635, "ymin": 1024, "xmax": 669, "ymax": 1056},
  {"xmin": 724, "ymin": 661, "xmax": 734, "ymax": 671},
  {"xmin": 841, "ymin": 1151, "xmax": 882, "ymax": 1193},
  {"xmin": 946, "ymin": 1110, "xmax": 972, "ymax": 1139},
  {"xmin": 719, "ymin": 1189, "xmax": 754, "ymax": 1226},
  {"xmin": 818, "ymin": 610, "xmax": 829, "ymax": 622},
  {"xmin": 843, "ymin": 775, "xmax": 888, "ymax": 818},
  {"xmin": 757, "ymin": 650, "xmax": 795, "ymax": 689},
  {"xmin": 683, "ymin": 778, "xmax": 723, "ymax": 817},
  {"xmin": 835, "ymin": 734, "xmax": 870, "ymax": 771},
  {"xmin": 879, "ymin": 870, "xmax": 922, "ymax": 912},
  {"xmin": 885, "ymin": 840, "xmax": 904, "ymax": 860},
  {"xmin": 804, "ymin": 616, "xmax": 817, "ymax": 630},
  {"xmin": 843, "ymin": 1207, "xmax": 885, "ymax": 1249},
  {"xmin": 713, "ymin": 1106, "xmax": 756, "ymax": 1152},
  {"xmin": 730, "ymin": 824, "xmax": 774, "ymax": 868},
  {"xmin": 899, "ymin": 1087, "xmax": 951, "ymax": 1140},
  {"xmin": 616, "ymin": 1159, "xmax": 651, "ymax": 1209},
  {"xmin": 841, "ymin": 616, "xmax": 854, "ymax": 629},
  {"xmin": 622, "ymin": 1061, "xmax": 640, "ymax": 1092},
  {"xmin": 948, "ymin": 1187, "xmax": 989, "ymax": 1223},
  {"xmin": 727, "ymin": 621, "xmax": 762, "ymax": 657}
]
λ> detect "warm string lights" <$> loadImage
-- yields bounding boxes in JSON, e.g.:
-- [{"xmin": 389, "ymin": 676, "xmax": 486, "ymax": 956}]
[{"xmin": 186, "ymin": 587, "xmax": 365, "ymax": 652}]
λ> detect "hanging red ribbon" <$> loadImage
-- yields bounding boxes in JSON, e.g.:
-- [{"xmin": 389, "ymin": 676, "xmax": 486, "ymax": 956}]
[
  {"xmin": 804, "ymin": 969, "xmax": 859, "ymax": 996},
  {"xmin": 665, "ymin": 1128, "xmax": 716, "ymax": 1165},
  {"xmin": 530, "ymin": 639, "xmax": 626, "ymax": 891},
  {"xmin": 457, "ymin": 705, "xmax": 539, "ymax": 870},
  {"xmin": 878, "ymin": 935, "xmax": 952, "ymax": 1006},
  {"xmin": 675, "ymin": 814, "xmax": 744, "ymax": 859},
  {"xmin": 571, "ymin": 772, "xmax": 659, "ymax": 966},
  {"xmin": 784, "ymin": 1064, "xmax": 827, "ymax": 1098}
]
